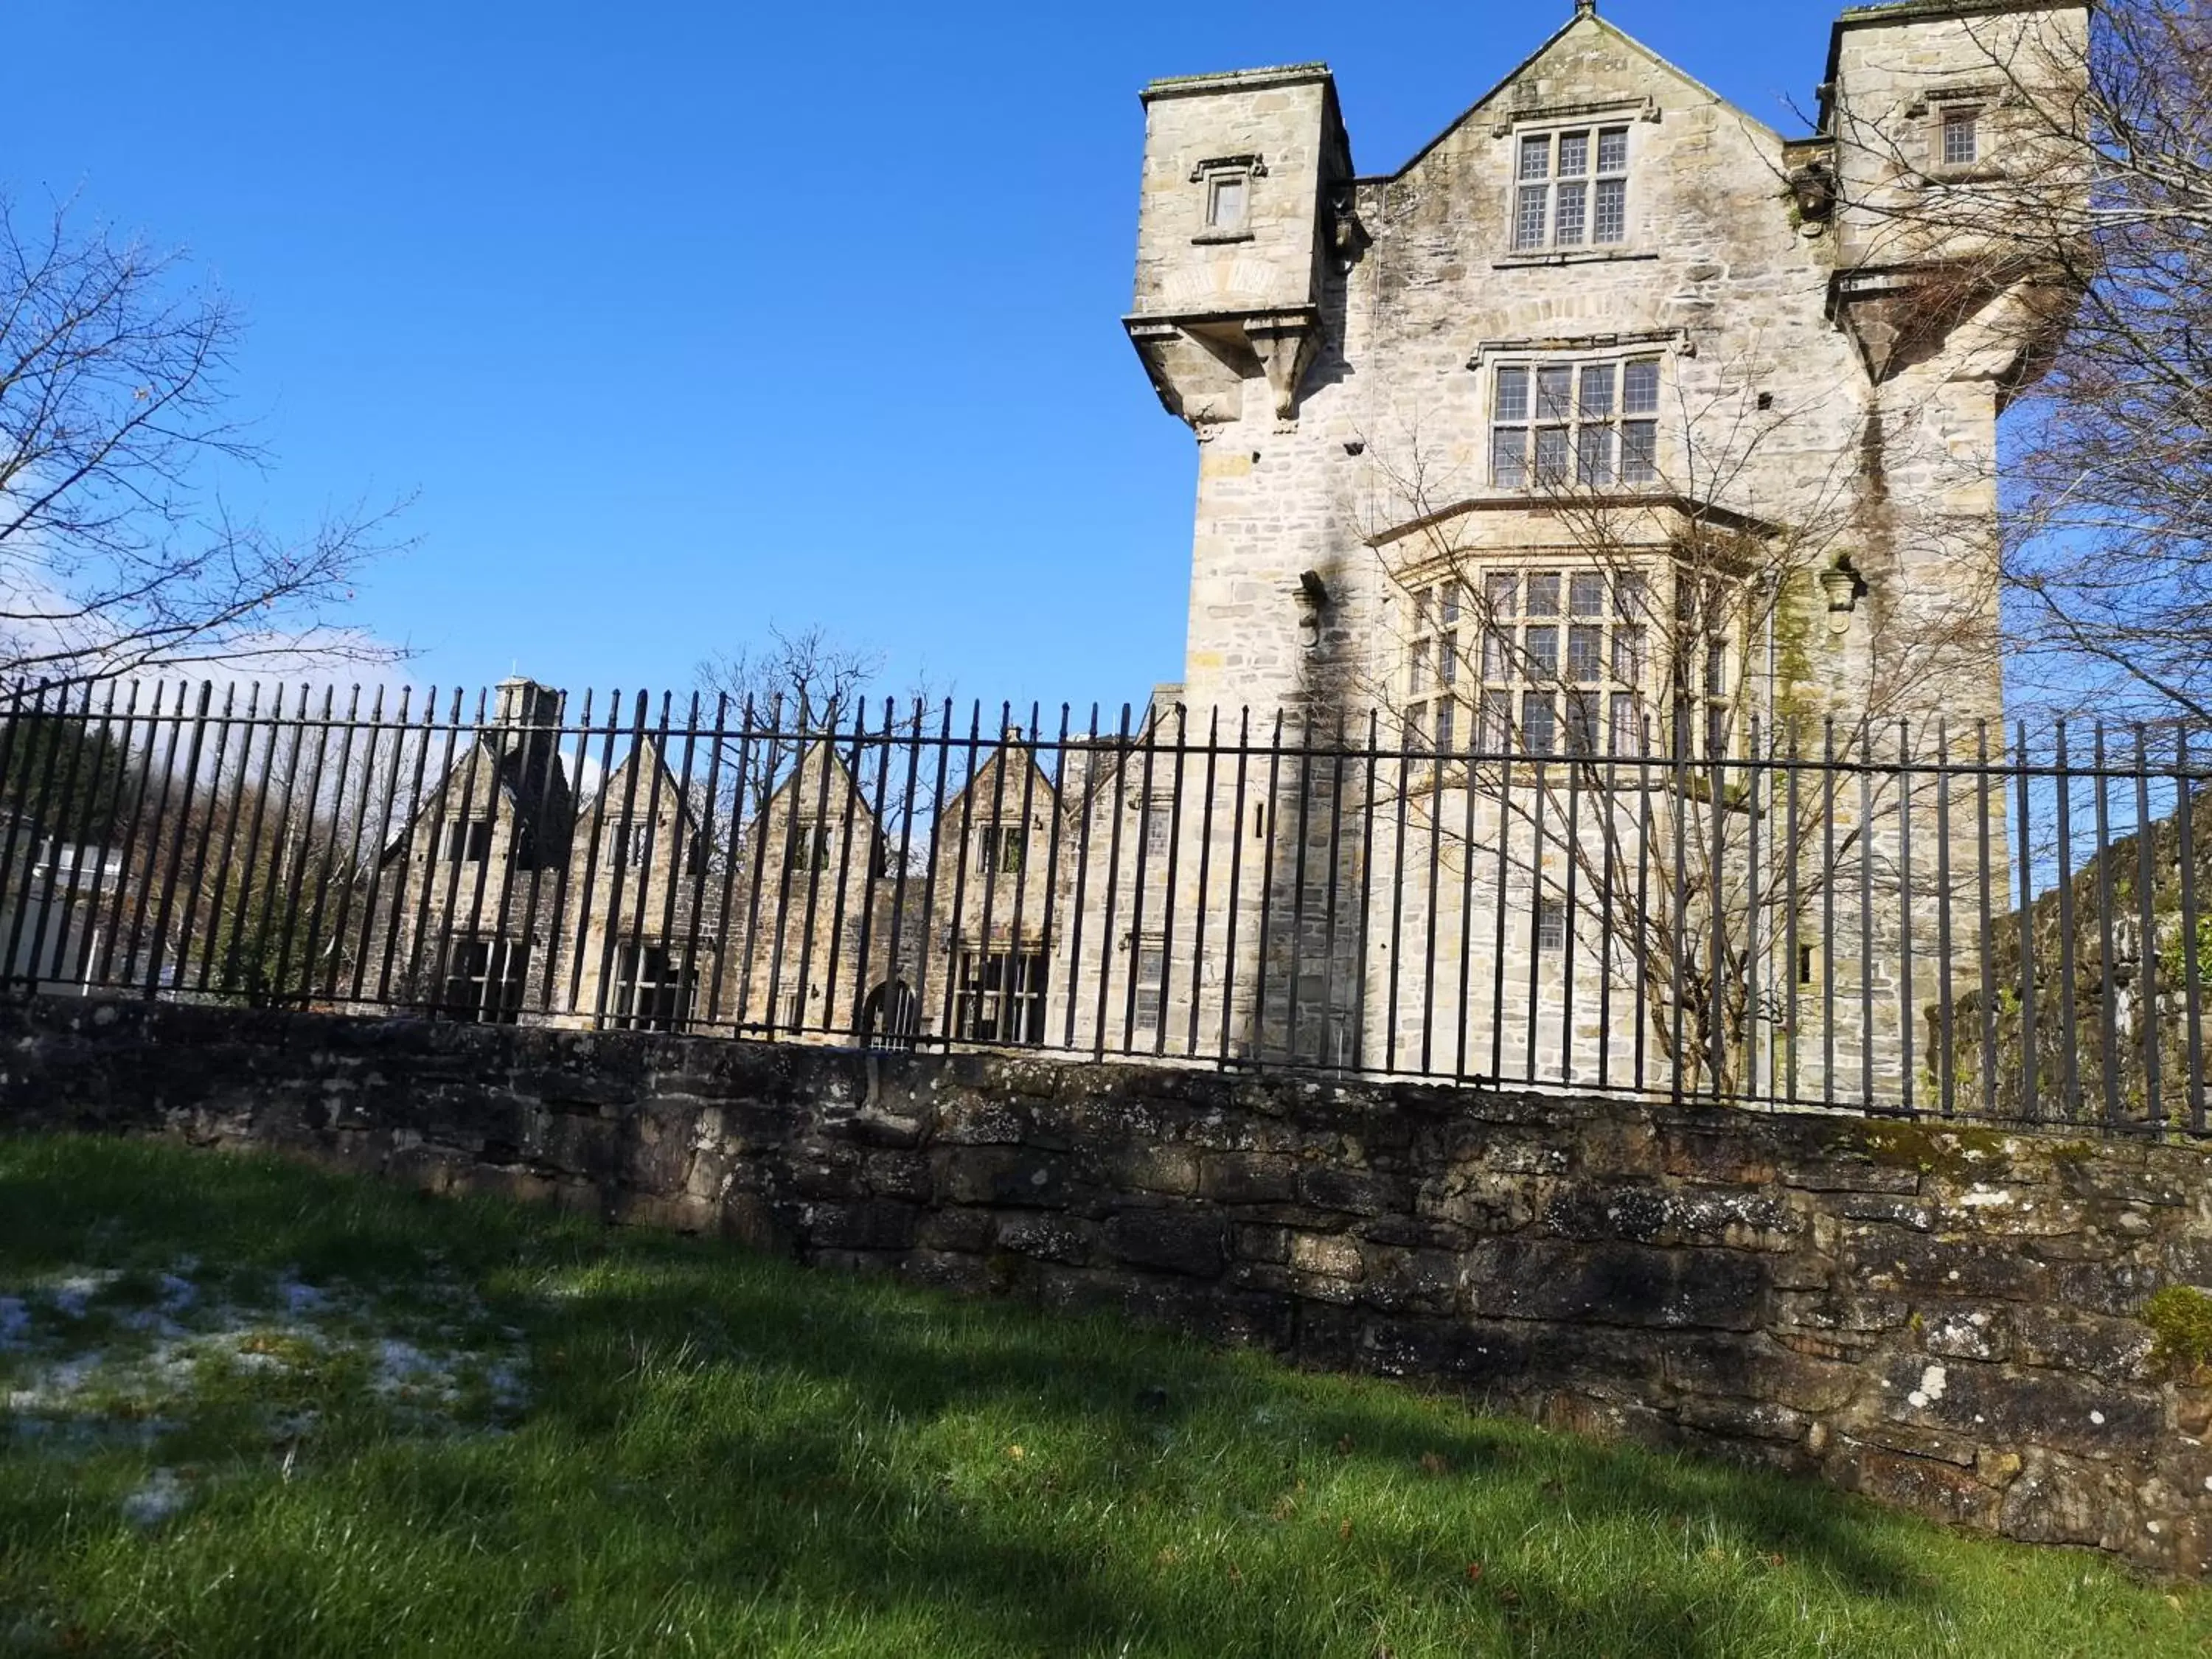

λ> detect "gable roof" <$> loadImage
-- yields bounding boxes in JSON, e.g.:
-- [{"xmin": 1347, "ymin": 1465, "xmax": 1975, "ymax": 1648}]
[
  {"xmin": 1369, "ymin": 9, "xmax": 1781, "ymax": 186},
  {"xmin": 379, "ymin": 726, "xmax": 575, "ymax": 868},
  {"xmin": 588, "ymin": 731, "xmax": 709, "ymax": 838},
  {"xmin": 939, "ymin": 731, "xmax": 1059, "ymax": 827},
  {"xmin": 748, "ymin": 737, "xmax": 887, "ymax": 841}
]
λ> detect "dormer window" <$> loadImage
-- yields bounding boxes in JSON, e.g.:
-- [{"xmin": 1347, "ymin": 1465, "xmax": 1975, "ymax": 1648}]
[
  {"xmin": 1941, "ymin": 106, "xmax": 1979, "ymax": 168},
  {"xmin": 1190, "ymin": 154, "xmax": 1265, "ymax": 242},
  {"xmin": 1513, "ymin": 125, "xmax": 1630, "ymax": 251}
]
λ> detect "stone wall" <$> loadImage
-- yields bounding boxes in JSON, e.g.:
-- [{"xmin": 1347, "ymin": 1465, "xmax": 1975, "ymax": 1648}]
[{"xmin": 1, "ymin": 992, "xmax": 2206, "ymax": 1577}]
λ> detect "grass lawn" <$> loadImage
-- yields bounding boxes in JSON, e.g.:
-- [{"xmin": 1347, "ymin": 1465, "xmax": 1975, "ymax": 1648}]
[{"xmin": 0, "ymin": 1135, "xmax": 2205, "ymax": 1658}]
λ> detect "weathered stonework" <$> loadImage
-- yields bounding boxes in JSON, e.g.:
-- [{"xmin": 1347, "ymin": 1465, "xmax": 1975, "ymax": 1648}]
[
  {"xmin": 1107, "ymin": 0, "xmax": 2094, "ymax": 1092},
  {"xmin": 4, "ymin": 993, "xmax": 2206, "ymax": 1577}
]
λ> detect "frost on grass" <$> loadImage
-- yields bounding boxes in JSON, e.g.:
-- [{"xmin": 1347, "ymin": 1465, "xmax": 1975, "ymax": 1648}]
[{"xmin": 0, "ymin": 1258, "xmax": 532, "ymax": 1520}]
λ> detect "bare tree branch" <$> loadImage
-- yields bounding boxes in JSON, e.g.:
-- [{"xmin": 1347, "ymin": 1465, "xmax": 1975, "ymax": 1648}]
[{"xmin": 0, "ymin": 191, "xmax": 408, "ymax": 683}]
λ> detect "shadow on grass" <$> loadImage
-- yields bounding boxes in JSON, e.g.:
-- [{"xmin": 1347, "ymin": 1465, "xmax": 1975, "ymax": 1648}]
[{"xmin": 0, "ymin": 1136, "xmax": 2112, "ymax": 1659}]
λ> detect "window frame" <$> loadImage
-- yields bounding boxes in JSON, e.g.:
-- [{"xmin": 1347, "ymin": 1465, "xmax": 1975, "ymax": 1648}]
[
  {"xmin": 443, "ymin": 819, "xmax": 493, "ymax": 863},
  {"xmin": 1939, "ymin": 105, "xmax": 1980, "ymax": 169},
  {"xmin": 440, "ymin": 935, "xmax": 527, "ymax": 1024},
  {"xmin": 785, "ymin": 818, "xmax": 833, "ymax": 873},
  {"xmin": 610, "ymin": 940, "xmax": 696, "ymax": 1032},
  {"xmin": 1490, "ymin": 354, "xmax": 1663, "ymax": 493},
  {"xmin": 1190, "ymin": 153, "xmax": 1266, "ymax": 243},
  {"xmin": 952, "ymin": 948, "xmax": 1048, "ymax": 1044},
  {"xmin": 1401, "ymin": 558, "xmax": 1742, "ymax": 762},
  {"xmin": 975, "ymin": 823, "xmax": 1028, "ymax": 877},
  {"xmin": 607, "ymin": 819, "xmax": 653, "ymax": 868},
  {"xmin": 1510, "ymin": 122, "xmax": 1633, "ymax": 254}
]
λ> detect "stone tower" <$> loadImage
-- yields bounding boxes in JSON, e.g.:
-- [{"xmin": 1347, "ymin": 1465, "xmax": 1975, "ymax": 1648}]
[
  {"xmin": 1104, "ymin": 0, "xmax": 2090, "ymax": 1089},
  {"xmin": 1124, "ymin": 0, "xmax": 2088, "ymax": 730}
]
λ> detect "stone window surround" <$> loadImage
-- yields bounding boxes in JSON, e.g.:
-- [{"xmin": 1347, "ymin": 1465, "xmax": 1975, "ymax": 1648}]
[
  {"xmin": 1508, "ymin": 119, "xmax": 1635, "ymax": 256},
  {"xmin": 1189, "ymin": 153, "xmax": 1266, "ymax": 245},
  {"xmin": 1470, "ymin": 331, "xmax": 1694, "ymax": 498},
  {"xmin": 1486, "ymin": 354, "xmax": 1664, "ymax": 493},
  {"xmin": 609, "ymin": 939, "xmax": 695, "ymax": 1032},
  {"xmin": 1498, "ymin": 94, "xmax": 1656, "ymax": 260},
  {"xmin": 975, "ymin": 823, "xmax": 1028, "ymax": 877},
  {"xmin": 1909, "ymin": 83, "xmax": 2012, "ymax": 184}
]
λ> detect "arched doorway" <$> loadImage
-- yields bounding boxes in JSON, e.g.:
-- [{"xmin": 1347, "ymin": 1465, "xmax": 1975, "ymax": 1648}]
[{"xmin": 860, "ymin": 978, "xmax": 919, "ymax": 1051}]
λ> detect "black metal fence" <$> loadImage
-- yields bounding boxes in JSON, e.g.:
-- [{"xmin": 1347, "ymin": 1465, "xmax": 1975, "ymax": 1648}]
[{"xmin": 1, "ymin": 678, "xmax": 2205, "ymax": 1135}]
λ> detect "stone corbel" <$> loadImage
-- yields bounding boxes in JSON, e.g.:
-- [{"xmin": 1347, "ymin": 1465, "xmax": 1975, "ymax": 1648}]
[{"xmin": 1248, "ymin": 320, "xmax": 1319, "ymax": 424}]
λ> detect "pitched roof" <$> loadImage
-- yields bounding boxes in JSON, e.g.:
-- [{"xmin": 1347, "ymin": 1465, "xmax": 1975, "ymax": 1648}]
[{"xmin": 1370, "ymin": 9, "xmax": 1779, "ymax": 186}]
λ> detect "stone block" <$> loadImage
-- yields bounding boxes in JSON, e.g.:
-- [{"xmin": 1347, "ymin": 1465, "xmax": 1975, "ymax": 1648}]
[
  {"xmin": 2048, "ymin": 1257, "xmax": 2166, "ymax": 1318},
  {"xmin": 1877, "ymin": 1355, "xmax": 2163, "ymax": 1459},
  {"xmin": 933, "ymin": 1146, "xmax": 1069, "ymax": 1208},
  {"xmin": 1102, "ymin": 1208, "xmax": 1226, "ymax": 1277},
  {"xmin": 1358, "ymin": 1247, "xmax": 1459, "ymax": 1315},
  {"xmin": 1464, "ymin": 1239, "xmax": 1770, "ymax": 1331},
  {"xmin": 1540, "ymin": 1181, "xmax": 1804, "ymax": 1251},
  {"xmin": 1298, "ymin": 1165, "xmax": 1401, "ymax": 1216},
  {"xmin": 994, "ymin": 1214, "xmax": 1096, "ymax": 1266},
  {"xmin": 2006, "ymin": 1304, "xmax": 2154, "ymax": 1386},
  {"xmin": 1288, "ymin": 1231, "xmax": 1363, "ymax": 1279},
  {"xmin": 1997, "ymin": 1447, "xmax": 2139, "ymax": 1550},
  {"xmin": 1920, "ymin": 1304, "xmax": 2011, "ymax": 1363},
  {"xmin": 863, "ymin": 1150, "xmax": 932, "ymax": 1201},
  {"xmin": 1676, "ymin": 1396, "xmax": 1811, "ymax": 1445},
  {"xmin": 1199, "ymin": 1151, "xmax": 1299, "ymax": 1204},
  {"xmin": 914, "ymin": 1206, "xmax": 995, "ymax": 1253},
  {"xmin": 898, "ymin": 1250, "xmax": 998, "ymax": 1295},
  {"xmin": 805, "ymin": 1200, "xmax": 919, "ymax": 1252},
  {"xmin": 1100, "ymin": 1144, "xmax": 1200, "ymax": 1196},
  {"xmin": 1842, "ymin": 1230, "xmax": 2050, "ymax": 1300},
  {"xmin": 1834, "ymin": 1445, "xmax": 2001, "ymax": 1529},
  {"xmin": 1662, "ymin": 1130, "xmax": 1778, "ymax": 1186}
]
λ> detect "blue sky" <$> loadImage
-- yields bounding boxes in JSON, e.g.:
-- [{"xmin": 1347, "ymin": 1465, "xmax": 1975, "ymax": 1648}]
[{"xmin": 12, "ymin": 1, "xmax": 1834, "ymax": 714}]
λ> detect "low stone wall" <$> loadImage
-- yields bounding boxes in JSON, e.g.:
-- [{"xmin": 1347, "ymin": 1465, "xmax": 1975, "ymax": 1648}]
[{"xmin": 2, "ymin": 994, "xmax": 2208, "ymax": 1577}]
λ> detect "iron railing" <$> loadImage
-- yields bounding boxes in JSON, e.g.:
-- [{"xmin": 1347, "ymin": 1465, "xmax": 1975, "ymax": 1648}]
[{"xmin": 1, "ymin": 678, "xmax": 2205, "ymax": 1135}]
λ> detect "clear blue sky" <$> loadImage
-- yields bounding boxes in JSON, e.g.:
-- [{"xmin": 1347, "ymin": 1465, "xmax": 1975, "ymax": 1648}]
[{"xmin": 12, "ymin": 1, "xmax": 1834, "ymax": 714}]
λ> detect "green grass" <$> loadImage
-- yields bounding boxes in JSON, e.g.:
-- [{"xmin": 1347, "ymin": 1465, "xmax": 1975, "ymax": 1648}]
[{"xmin": 0, "ymin": 1136, "xmax": 2205, "ymax": 1658}]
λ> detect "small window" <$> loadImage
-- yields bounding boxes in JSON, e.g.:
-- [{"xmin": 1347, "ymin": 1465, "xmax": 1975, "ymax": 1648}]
[
  {"xmin": 607, "ymin": 821, "xmax": 651, "ymax": 866},
  {"xmin": 443, "ymin": 820, "xmax": 493, "ymax": 862},
  {"xmin": 786, "ymin": 821, "xmax": 833, "ymax": 872},
  {"xmin": 1536, "ymin": 898, "xmax": 1568, "ymax": 953},
  {"xmin": 977, "ymin": 824, "xmax": 1026, "ymax": 876},
  {"xmin": 1206, "ymin": 172, "xmax": 1249, "ymax": 232},
  {"xmin": 1143, "ymin": 796, "xmax": 1174, "ymax": 861},
  {"xmin": 1941, "ymin": 108, "xmax": 1979, "ymax": 168},
  {"xmin": 1133, "ymin": 938, "xmax": 1168, "ymax": 1032}
]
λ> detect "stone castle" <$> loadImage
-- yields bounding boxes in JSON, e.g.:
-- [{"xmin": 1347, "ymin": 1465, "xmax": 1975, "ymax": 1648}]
[
  {"xmin": 1127, "ymin": 0, "xmax": 2083, "ymax": 740},
  {"xmin": 363, "ymin": 0, "xmax": 2088, "ymax": 1103}
]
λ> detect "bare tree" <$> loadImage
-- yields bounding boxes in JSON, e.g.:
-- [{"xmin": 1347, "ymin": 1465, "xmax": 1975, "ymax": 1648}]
[
  {"xmin": 0, "ymin": 193, "xmax": 406, "ymax": 683},
  {"xmin": 695, "ymin": 622, "xmax": 886, "ymax": 819},
  {"xmin": 695, "ymin": 621, "xmax": 955, "ymax": 824}
]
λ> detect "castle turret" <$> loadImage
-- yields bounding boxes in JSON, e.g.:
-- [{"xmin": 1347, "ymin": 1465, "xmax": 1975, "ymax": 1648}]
[
  {"xmin": 1818, "ymin": 0, "xmax": 2089, "ymax": 381},
  {"xmin": 1124, "ymin": 64, "xmax": 1353, "ymax": 428}
]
